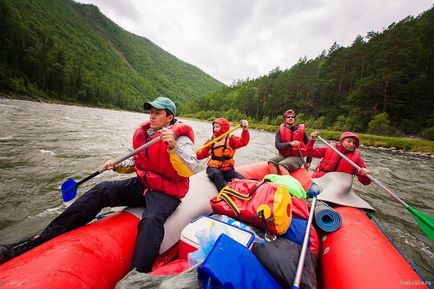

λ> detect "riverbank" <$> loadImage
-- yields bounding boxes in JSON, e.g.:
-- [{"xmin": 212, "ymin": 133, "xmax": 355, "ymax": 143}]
[
  {"xmin": 181, "ymin": 114, "xmax": 434, "ymax": 156},
  {"xmin": 2, "ymin": 94, "xmax": 433, "ymax": 157},
  {"xmin": 250, "ymin": 124, "xmax": 434, "ymax": 157}
]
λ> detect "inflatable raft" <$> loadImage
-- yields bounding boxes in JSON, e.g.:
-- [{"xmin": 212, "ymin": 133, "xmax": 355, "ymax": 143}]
[{"xmin": 0, "ymin": 162, "xmax": 429, "ymax": 289}]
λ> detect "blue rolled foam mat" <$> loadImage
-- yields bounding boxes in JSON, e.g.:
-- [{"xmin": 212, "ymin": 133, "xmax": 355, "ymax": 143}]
[{"xmin": 314, "ymin": 201, "xmax": 342, "ymax": 233}]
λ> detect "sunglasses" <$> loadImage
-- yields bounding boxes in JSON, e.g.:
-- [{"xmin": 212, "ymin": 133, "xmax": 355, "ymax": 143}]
[{"xmin": 286, "ymin": 116, "xmax": 295, "ymax": 119}]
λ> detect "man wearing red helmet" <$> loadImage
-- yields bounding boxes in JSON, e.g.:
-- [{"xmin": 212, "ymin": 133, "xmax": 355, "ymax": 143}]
[
  {"xmin": 197, "ymin": 118, "xmax": 250, "ymax": 191},
  {"xmin": 268, "ymin": 109, "xmax": 312, "ymax": 175},
  {"xmin": 307, "ymin": 131, "xmax": 371, "ymax": 185}
]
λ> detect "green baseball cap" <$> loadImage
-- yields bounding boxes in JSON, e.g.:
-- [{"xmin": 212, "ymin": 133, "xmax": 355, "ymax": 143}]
[{"xmin": 143, "ymin": 96, "xmax": 176, "ymax": 115}]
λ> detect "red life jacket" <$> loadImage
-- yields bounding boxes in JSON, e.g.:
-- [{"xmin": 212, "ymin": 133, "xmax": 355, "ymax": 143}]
[
  {"xmin": 312, "ymin": 145, "xmax": 360, "ymax": 178},
  {"xmin": 208, "ymin": 135, "xmax": 236, "ymax": 168},
  {"xmin": 132, "ymin": 121, "xmax": 195, "ymax": 199},
  {"xmin": 278, "ymin": 124, "xmax": 306, "ymax": 157}
]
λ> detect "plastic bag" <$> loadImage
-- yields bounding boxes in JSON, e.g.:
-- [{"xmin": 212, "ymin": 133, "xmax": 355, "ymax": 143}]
[
  {"xmin": 115, "ymin": 265, "xmax": 202, "ymax": 289},
  {"xmin": 187, "ymin": 221, "xmax": 231, "ymax": 266}
]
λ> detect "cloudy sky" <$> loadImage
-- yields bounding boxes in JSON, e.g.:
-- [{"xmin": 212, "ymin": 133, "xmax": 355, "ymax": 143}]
[{"xmin": 76, "ymin": 0, "xmax": 432, "ymax": 85}]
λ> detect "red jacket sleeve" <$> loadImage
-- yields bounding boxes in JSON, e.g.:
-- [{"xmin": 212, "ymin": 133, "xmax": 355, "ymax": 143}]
[
  {"xmin": 196, "ymin": 138, "xmax": 211, "ymax": 160},
  {"xmin": 228, "ymin": 129, "xmax": 250, "ymax": 149},
  {"xmin": 305, "ymin": 140, "xmax": 327, "ymax": 158}
]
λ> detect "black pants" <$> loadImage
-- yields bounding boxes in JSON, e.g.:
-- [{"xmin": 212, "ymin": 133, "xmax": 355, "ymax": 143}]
[
  {"xmin": 39, "ymin": 177, "xmax": 180, "ymax": 273},
  {"xmin": 206, "ymin": 167, "xmax": 244, "ymax": 192}
]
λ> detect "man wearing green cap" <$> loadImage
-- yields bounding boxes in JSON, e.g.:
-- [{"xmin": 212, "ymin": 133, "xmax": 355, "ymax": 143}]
[{"xmin": 0, "ymin": 96, "xmax": 199, "ymax": 273}]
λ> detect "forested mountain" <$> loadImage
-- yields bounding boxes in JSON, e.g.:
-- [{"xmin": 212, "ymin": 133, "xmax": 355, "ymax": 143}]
[
  {"xmin": 0, "ymin": 0, "xmax": 223, "ymax": 112},
  {"xmin": 185, "ymin": 8, "xmax": 434, "ymax": 138},
  {"xmin": 1, "ymin": 0, "xmax": 433, "ymax": 139}
]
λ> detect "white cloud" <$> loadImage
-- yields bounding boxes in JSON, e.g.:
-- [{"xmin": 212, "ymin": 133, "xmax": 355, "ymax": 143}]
[{"xmin": 75, "ymin": 0, "xmax": 433, "ymax": 84}]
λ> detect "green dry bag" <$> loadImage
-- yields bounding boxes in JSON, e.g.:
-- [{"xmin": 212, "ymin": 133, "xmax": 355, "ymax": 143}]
[{"xmin": 264, "ymin": 174, "xmax": 306, "ymax": 199}]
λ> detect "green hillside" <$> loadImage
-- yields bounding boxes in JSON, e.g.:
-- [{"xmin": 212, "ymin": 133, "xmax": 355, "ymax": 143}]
[
  {"xmin": 185, "ymin": 7, "xmax": 434, "ymax": 139},
  {"xmin": 0, "ymin": 0, "xmax": 224, "ymax": 112}
]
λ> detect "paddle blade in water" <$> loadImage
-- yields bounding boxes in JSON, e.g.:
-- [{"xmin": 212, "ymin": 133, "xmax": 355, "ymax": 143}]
[
  {"xmin": 407, "ymin": 206, "xmax": 434, "ymax": 242},
  {"xmin": 61, "ymin": 178, "xmax": 78, "ymax": 202}
]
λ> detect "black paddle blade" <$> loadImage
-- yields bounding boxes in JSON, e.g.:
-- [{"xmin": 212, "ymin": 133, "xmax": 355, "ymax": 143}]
[{"xmin": 61, "ymin": 178, "xmax": 78, "ymax": 202}]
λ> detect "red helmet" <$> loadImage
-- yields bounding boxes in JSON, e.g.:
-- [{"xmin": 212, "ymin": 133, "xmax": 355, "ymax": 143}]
[
  {"xmin": 212, "ymin": 118, "xmax": 230, "ymax": 136},
  {"xmin": 339, "ymin": 131, "xmax": 360, "ymax": 147}
]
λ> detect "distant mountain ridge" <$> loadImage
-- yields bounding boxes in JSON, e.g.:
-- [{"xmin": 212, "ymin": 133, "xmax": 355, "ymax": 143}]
[{"xmin": 0, "ymin": 0, "xmax": 224, "ymax": 112}]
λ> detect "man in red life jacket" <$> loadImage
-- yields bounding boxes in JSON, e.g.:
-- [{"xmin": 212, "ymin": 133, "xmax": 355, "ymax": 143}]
[
  {"xmin": 197, "ymin": 118, "xmax": 250, "ymax": 191},
  {"xmin": 268, "ymin": 109, "xmax": 312, "ymax": 174},
  {"xmin": 306, "ymin": 131, "xmax": 371, "ymax": 185},
  {"xmin": 0, "ymin": 97, "xmax": 199, "ymax": 272}
]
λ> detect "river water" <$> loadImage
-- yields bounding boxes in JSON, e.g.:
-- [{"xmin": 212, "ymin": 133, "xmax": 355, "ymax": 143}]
[{"xmin": 0, "ymin": 98, "xmax": 433, "ymax": 280}]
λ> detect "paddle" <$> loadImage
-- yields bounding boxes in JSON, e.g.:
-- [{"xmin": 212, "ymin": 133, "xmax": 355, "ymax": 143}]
[
  {"xmin": 296, "ymin": 145, "xmax": 309, "ymax": 171},
  {"xmin": 317, "ymin": 135, "xmax": 434, "ymax": 241},
  {"xmin": 61, "ymin": 135, "xmax": 163, "ymax": 202},
  {"xmin": 195, "ymin": 124, "xmax": 241, "ymax": 153},
  {"xmin": 292, "ymin": 190, "xmax": 318, "ymax": 289}
]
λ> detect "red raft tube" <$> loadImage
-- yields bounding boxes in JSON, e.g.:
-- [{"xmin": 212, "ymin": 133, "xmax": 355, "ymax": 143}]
[
  {"xmin": 321, "ymin": 206, "xmax": 430, "ymax": 289},
  {"xmin": 0, "ymin": 211, "xmax": 139, "ymax": 289}
]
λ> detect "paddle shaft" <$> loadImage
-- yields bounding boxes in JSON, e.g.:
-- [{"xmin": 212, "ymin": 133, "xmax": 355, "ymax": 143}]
[
  {"xmin": 317, "ymin": 136, "xmax": 408, "ymax": 208},
  {"xmin": 292, "ymin": 195, "xmax": 317, "ymax": 289},
  {"xmin": 196, "ymin": 124, "xmax": 241, "ymax": 152},
  {"xmin": 296, "ymin": 145, "xmax": 306, "ymax": 164},
  {"xmin": 75, "ymin": 131, "xmax": 165, "ymax": 187},
  {"xmin": 75, "ymin": 170, "xmax": 101, "ymax": 187}
]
